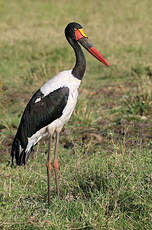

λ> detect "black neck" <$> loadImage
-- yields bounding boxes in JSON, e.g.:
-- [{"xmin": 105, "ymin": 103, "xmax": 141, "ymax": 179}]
[{"xmin": 66, "ymin": 36, "xmax": 86, "ymax": 80}]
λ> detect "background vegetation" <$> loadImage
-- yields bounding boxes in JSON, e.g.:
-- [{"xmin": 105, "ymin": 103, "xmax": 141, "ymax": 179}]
[{"xmin": 0, "ymin": 0, "xmax": 152, "ymax": 229}]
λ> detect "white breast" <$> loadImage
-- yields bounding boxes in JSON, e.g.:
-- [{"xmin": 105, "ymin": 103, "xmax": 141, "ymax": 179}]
[
  {"xmin": 46, "ymin": 70, "xmax": 80, "ymax": 134},
  {"xmin": 41, "ymin": 70, "xmax": 81, "ymax": 96}
]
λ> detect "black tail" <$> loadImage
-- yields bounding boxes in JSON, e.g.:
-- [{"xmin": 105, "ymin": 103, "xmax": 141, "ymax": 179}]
[{"xmin": 11, "ymin": 136, "xmax": 32, "ymax": 166}]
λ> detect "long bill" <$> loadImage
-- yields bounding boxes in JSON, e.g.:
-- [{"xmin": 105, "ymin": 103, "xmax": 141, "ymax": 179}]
[
  {"xmin": 75, "ymin": 29, "xmax": 110, "ymax": 67},
  {"xmin": 79, "ymin": 37, "xmax": 110, "ymax": 66}
]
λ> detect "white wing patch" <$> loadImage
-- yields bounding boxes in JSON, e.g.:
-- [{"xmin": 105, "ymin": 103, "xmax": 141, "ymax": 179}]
[{"xmin": 35, "ymin": 97, "xmax": 41, "ymax": 103}]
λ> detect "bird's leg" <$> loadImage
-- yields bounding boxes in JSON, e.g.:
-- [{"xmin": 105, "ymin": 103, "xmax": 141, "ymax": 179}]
[
  {"xmin": 46, "ymin": 135, "xmax": 52, "ymax": 205},
  {"xmin": 53, "ymin": 131, "xmax": 60, "ymax": 199}
]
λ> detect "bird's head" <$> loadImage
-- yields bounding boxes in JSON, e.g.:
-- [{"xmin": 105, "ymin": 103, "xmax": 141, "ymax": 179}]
[
  {"xmin": 65, "ymin": 22, "xmax": 83, "ymax": 40},
  {"xmin": 65, "ymin": 22, "xmax": 110, "ymax": 67}
]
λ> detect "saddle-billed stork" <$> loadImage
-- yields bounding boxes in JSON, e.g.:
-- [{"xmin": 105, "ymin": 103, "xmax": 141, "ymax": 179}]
[{"xmin": 11, "ymin": 22, "xmax": 110, "ymax": 205}]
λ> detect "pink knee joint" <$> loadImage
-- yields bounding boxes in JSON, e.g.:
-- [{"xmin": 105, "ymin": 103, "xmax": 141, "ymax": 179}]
[
  {"xmin": 46, "ymin": 161, "xmax": 51, "ymax": 172},
  {"xmin": 53, "ymin": 159, "xmax": 58, "ymax": 170}
]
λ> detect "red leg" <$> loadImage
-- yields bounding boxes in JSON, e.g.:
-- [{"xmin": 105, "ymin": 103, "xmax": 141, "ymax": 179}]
[
  {"xmin": 46, "ymin": 135, "xmax": 52, "ymax": 205},
  {"xmin": 53, "ymin": 131, "xmax": 60, "ymax": 199}
]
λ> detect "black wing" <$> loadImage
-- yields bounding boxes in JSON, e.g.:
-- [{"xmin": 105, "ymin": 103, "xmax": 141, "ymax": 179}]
[{"xmin": 17, "ymin": 86, "xmax": 69, "ymax": 148}]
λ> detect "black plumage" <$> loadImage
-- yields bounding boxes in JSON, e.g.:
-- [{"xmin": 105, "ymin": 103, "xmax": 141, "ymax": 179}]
[{"xmin": 11, "ymin": 87, "xmax": 69, "ymax": 165}]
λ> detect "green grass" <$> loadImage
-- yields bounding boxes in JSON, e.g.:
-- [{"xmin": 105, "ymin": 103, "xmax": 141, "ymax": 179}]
[{"xmin": 0, "ymin": 0, "xmax": 152, "ymax": 229}]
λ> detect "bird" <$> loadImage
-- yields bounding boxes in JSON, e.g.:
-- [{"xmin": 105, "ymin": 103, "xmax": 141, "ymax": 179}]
[{"xmin": 11, "ymin": 22, "xmax": 110, "ymax": 205}]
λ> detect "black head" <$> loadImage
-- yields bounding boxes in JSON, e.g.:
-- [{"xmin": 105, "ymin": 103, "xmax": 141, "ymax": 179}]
[{"xmin": 65, "ymin": 22, "xmax": 84, "ymax": 40}]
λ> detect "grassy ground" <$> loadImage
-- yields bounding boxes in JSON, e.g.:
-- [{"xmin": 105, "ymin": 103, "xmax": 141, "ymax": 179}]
[{"xmin": 0, "ymin": 0, "xmax": 152, "ymax": 229}]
